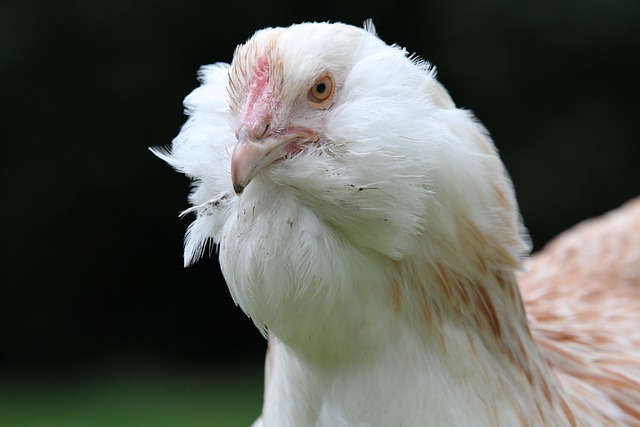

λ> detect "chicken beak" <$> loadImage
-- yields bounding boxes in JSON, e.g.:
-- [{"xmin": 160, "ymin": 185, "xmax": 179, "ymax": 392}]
[
  {"xmin": 231, "ymin": 126, "xmax": 319, "ymax": 194},
  {"xmin": 230, "ymin": 127, "xmax": 292, "ymax": 194}
]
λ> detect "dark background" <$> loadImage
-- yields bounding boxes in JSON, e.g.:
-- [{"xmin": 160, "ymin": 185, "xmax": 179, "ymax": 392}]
[{"xmin": 2, "ymin": 0, "xmax": 639, "ymax": 376}]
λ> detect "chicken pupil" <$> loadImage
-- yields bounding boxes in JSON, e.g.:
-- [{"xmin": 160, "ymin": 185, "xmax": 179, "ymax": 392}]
[{"xmin": 316, "ymin": 82, "xmax": 326, "ymax": 93}]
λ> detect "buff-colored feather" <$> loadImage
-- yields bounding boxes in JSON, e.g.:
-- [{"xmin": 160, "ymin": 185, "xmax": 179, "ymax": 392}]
[
  {"xmin": 522, "ymin": 198, "xmax": 640, "ymax": 426},
  {"xmin": 153, "ymin": 21, "xmax": 640, "ymax": 427}
]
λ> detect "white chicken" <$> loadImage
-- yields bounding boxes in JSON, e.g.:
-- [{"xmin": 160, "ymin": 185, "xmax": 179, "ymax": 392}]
[{"xmin": 153, "ymin": 21, "xmax": 640, "ymax": 426}]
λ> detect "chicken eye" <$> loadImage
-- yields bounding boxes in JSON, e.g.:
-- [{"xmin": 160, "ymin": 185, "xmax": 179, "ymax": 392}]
[{"xmin": 307, "ymin": 74, "xmax": 334, "ymax": 108}]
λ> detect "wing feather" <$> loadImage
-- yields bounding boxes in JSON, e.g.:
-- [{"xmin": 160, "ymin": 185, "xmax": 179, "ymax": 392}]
[{"xmin": 520, "ymin": 198, "xmax": 640, "ymax": 424}]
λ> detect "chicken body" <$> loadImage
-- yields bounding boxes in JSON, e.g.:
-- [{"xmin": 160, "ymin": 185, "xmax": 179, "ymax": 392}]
[{"xmin": 155, "ymin": 22, "xmax": 640, "ymax": 426}]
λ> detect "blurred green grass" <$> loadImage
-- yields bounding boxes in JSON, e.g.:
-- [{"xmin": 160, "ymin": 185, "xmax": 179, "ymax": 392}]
[{"xmin": 0, "ymin": 365, "xmax": 263, "ymax": 427}]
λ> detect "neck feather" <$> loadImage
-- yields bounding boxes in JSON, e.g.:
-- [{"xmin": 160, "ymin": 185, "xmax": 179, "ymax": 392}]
[{"xmin": 384, "ymin": 221, "xmax": 577, "ymax": 425}]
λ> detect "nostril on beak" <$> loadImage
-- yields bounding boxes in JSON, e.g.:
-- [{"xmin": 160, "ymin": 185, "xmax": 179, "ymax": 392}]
[{"xmin": 251, "ymin": 122, "xmax": 269, "ymax": 140}]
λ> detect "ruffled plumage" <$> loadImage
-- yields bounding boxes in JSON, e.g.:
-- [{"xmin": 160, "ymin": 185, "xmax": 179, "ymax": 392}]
[{"xmin": 154, "ymin": 21, "xmax": 640, "ymax": 426}]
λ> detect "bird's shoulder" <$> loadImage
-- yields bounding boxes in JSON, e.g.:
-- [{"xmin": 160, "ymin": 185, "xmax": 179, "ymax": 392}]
[{"xmin": 519, "ymin": 198, "xmax": 640, "ymax": 425}]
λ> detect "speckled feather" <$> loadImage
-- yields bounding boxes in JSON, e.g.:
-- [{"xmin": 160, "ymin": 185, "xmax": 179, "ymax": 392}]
[{"xmin": 521, "ymin": 198, "xmax": 640, "ymax": 426}]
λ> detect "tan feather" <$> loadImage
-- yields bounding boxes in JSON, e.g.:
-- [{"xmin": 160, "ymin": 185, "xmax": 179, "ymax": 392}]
[{"xmin": 521, "ymin": 198, "xmax": 640, "ymax": 426}]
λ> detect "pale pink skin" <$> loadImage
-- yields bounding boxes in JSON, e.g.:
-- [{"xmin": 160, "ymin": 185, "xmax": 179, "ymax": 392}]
[{"xmin": 231, "ymin": 55, "xmax": 318, "ymax": 194}]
